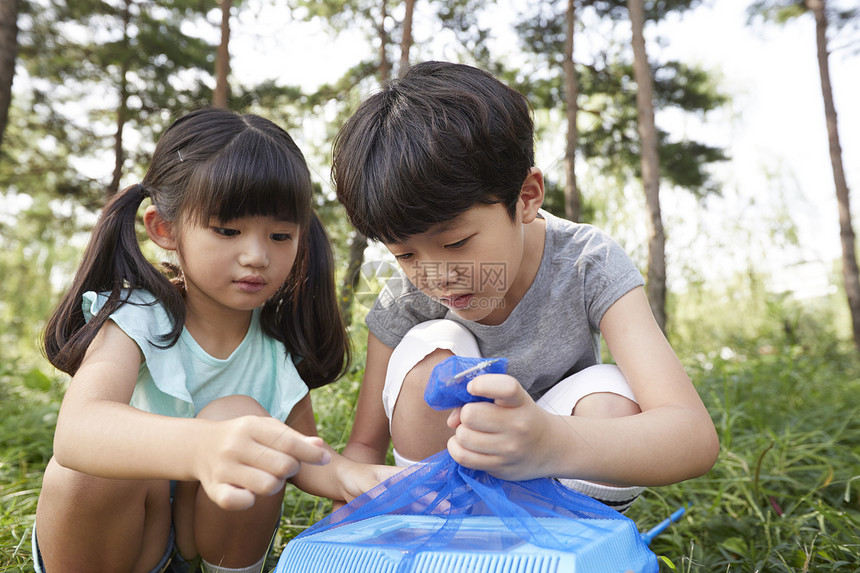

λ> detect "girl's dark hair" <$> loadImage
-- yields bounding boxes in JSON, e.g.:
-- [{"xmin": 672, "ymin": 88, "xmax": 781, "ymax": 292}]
[
  {"xmin": 333, "ymin": 61, "xmax": 535, "ymax": 244},
  {"xmin": 44, "ymin": 107, "xmax": 348, "ymax": 389}
]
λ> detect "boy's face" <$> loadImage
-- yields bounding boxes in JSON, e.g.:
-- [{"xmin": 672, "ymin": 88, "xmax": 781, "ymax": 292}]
[{"xmin": 384, "ymin": 202, "xmax": 530, "ymax": 325}]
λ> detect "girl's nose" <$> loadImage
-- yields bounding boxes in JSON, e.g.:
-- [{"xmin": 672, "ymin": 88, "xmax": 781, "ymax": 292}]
[{"xmin": 238, "ymin": 237, "xmax": 269, "ymax": 268}]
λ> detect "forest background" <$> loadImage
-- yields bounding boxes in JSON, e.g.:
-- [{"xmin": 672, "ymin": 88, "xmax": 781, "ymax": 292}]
[{"xmin": 1, "ymin": 0, "xmax": 859, "ymax": 570}]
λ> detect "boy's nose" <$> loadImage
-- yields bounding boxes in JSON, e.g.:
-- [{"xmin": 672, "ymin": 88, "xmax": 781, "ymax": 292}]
[{"xmin": 432, "ymin": 264, "xmax": 463, "ymax": 290}]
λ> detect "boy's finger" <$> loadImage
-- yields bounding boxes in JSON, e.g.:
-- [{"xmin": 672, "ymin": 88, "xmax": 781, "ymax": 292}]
[
  {"xmin": 467, "ymin": 374, "xmax": 527, "ymax": 408},
  {"xmin": 446, "ymin": 408, "xmax": 462, "ymax": 429}
]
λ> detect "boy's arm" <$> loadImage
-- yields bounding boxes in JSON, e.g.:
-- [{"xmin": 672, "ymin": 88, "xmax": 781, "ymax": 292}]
[
  {"xmin": 446, "ymin": 286, "xmax": 719, "ymax": 486},
  {"xmin": 287, "ymin": 394, "xmax": 398, "ymax": 503},
  {"xmin": 341, "ymin": 332, "xmax": 395, "ymax": 465}
]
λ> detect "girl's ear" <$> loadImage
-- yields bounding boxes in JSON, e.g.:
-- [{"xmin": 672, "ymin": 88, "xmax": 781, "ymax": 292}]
[
  {"xmin": 143, "ymin": 205, "xmax": 177, "ymax": 251},
  {"xmin": 519, "ymin": 167, "xmax": 545, "ymax": 224}
]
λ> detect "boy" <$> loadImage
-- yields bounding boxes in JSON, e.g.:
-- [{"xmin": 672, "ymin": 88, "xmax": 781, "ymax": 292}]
[{"xmin": 333, "ymin": 61, "xmax": 718, "ymax": 511}]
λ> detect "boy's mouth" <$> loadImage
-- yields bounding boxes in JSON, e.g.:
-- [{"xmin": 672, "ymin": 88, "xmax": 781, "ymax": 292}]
[{"xmin": 441, "ymin": 293, "xmax": 473, "ymax": 309}]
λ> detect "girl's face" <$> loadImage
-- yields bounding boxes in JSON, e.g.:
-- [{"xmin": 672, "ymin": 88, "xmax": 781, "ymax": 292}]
[{"xmin": 176, "ymin": 214, "xmax": 300, "ymax": 314}]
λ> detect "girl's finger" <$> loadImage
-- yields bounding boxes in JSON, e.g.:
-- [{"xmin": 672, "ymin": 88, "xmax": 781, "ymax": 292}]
[
  {"xmin": 207, "ymin": 482, "xmax": 257, "ymax": 511},
  {"xmin": 233, "ymin": 463, "xmax": 290, "ymax": 497},
  {"xmin": 244, "ymin": 445, "xmax": 304, "ymax": 480},
  {"xmin": 261, "ymin": 426, "xmax": 331, "ymax": 465}
]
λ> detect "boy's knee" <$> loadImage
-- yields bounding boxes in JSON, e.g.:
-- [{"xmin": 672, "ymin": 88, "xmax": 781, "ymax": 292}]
[
  {"xmin": 383, "ymin": 319, "xmax": 480, "ymax": 419},
  {"xmin": 392, "ymin": 348, "xmax": 454, "ymax": 427},
  {"xmin": 537, "ymin": 364, "xmax": 640, "ymax": 418},
  {"xmin": 196, "ymin": 395, "xmax": 268, "ymax": 421},
  {"xmin": 400, "ymin": 348, "xmax": 455, "ymax": 394}
]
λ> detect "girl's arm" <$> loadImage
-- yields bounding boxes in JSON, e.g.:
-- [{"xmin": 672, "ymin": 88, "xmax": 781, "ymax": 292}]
[
  {"xmin": 53, "ymin": 321, "xmax": 330, "ymax": 510},
  {"xmin": 340, "ymin": 333, "xmax": 395, "ymax": 465},
  {"xmin": 287, "ymin": 393, "xmax": 398, "ymax": 503},
  {"xmin": 446, "ymin": 286, "xmax": 719, "ymax": 485}
]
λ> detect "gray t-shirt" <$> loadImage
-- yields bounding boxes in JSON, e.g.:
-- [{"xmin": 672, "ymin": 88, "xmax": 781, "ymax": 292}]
[{"xmin": 366, "ymin": 210, "xmax": 645, "ymax": 399}]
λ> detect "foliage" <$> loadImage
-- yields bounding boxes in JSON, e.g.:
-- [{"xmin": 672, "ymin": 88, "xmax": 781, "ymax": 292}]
[
  {"xmin": 13, "ymin": 0, "xmax": 217, "ymax": 203},
  {"xmin": 512, "ymin": 0, "xmax": 728, "ymax": 211},
  {"xmin": 628, "ymin": 344, "xmax": 860, "ymax": 571},
  {"xmin": 748, "ymin": 0, "xmax": 859, "ymax": 29},
  {"xmin": 0, "ymin": 359, "xmax": 62, "ymax": 570},
  {"xmin": 0, "ymin": 192, "xmax": 85, "ymax": 369},
  {"xmin": 2, "ymin": 1, "xmax": 859, "ymax": 571},
  {"xmin": 4, "ymin": 290, "xmax": 860, "ymax": 571}
]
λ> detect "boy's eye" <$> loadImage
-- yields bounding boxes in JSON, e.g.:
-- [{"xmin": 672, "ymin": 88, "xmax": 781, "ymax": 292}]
[
  {"xmin": 445, "ymin": 237, "xmax": 469, "ymax": 249},
  {"xmin": 393, "ymin": 253, "xmax": 414, "ymax": 261},
  {"xmin": 213, "ymin": 227, "xmax": 239, "ymax": 237}
]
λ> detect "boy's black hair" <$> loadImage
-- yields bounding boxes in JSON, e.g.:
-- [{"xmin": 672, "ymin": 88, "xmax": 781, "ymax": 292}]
[{"xmin": 333, "ymin": 61, "xmax": 535, "ymax": 244}]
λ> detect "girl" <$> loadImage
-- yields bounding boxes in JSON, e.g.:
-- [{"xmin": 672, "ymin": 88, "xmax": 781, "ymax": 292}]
[{"xmin": 34, "ymin": 108, "xmax": 392, "ymax": 573}]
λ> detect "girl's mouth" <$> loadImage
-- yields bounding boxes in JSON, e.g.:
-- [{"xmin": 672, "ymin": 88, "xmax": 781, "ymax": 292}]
[{"xmin": 235, "ymin": 276, "xmax": 266, "ymax": 292}]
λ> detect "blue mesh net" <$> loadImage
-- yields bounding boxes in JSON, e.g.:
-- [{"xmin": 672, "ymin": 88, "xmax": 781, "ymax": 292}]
[
  {"xmin": 422, "ymin": 356, "xmax": 507, "ymax": 410},
  {"xmin": 277, "ymin": 356, "xmax": 658, "ymax": 573}
]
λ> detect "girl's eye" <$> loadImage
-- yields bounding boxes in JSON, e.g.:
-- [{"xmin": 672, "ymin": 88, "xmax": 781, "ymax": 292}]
[
  {"xmin": 271, "ymin": 233, "xmax": 293, "ymax": 242},
  {"xmin": 213, "ymin": 227, "xmax": 239, "ymax": 237}
]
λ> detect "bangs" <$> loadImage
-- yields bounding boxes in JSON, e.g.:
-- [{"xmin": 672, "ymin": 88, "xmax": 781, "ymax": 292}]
[
  {"xmin": 183, "ymin": 128, "xmax": 312, "ymax": 226},
  {"xmin": 342, "ymin": 116, "xmax": 510, "ymax": 245}
]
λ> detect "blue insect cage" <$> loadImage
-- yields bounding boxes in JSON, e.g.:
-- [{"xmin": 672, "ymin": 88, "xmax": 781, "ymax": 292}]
[{"xmin": 276, "ymin": 356, "xmax": 660, "ymax": 573}]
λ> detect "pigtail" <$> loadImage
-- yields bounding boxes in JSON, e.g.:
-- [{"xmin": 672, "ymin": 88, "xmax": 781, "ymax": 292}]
[
  {"xmin": 262, "ymin": 211, "xmax": 349, "ymax": 389},
  {"xmin": 43, "ymin": 184, "xmax": 184, "ymax": 375}
]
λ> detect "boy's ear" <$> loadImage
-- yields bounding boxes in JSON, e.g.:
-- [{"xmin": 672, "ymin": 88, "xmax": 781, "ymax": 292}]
[
  {"xmin": 143, "ymin": 205, "xmax": 177, "ymax": 251},
  {"xmin": 519, "ymin": 167, "xmax": 545, "ymax": 224}
]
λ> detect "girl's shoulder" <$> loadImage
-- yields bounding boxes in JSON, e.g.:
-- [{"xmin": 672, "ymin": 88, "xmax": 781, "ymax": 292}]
[{"xmin": 82, "ymin": 289, "xmax": 174, "ymax": 347}]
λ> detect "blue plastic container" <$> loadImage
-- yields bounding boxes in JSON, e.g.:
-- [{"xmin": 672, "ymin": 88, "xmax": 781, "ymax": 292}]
[{"xmin": 275, "ymin": 514, "xmax": 658, "ymax": 573}]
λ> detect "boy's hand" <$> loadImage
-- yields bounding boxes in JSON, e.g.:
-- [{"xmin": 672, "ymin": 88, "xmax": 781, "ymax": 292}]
[
  {"xmin": 195, "ymin": 417, "xmax": 331, "ymax": 511},
  {"xmin": 445, "ymin": 374, "xmax": 558, "ymax": 480},
  {"xmin": 335, "ymin": 459, "xmax": 401, "ymax": 504}
]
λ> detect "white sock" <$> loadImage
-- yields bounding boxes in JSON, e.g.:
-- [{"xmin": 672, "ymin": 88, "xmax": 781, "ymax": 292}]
[{"xmin": 201, "ymin": 555, "xmax": 266, "ymax": 573}]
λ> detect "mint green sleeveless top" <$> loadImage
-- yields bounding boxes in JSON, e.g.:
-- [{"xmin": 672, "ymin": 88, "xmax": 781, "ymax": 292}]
[{"xmin": 83, "ymin": 290, "xmax": 307, "ymax": 421}]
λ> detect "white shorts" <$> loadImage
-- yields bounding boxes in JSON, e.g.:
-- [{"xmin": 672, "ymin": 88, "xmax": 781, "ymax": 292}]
[{"xmin": 383, "ymin": 319, "xmax": 644, "ymax": 512}]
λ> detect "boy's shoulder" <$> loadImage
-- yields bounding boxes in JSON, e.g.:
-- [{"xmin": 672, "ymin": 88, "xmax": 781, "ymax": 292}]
[{"xmin": 541, "ymin": 210, "xmax": 621, "ymax": 263}]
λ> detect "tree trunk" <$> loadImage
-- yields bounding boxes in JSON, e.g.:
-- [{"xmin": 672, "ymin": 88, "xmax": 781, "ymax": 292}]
[
  {"xmin": 628, "ymin": 0, "xmax": 666, "ymax": 332},
  {"xmin": 339, "ymin": 232, "xmax": 369, "ymax": 324},
  {"xmin": 807, "ymin": 0, "xmax": 860, "ymax": 351},
  {"xmin": 563, "ymin": 0, "xmax": 580, "ymax": 222},
  {"xmin": 377, "ymin": 0, "xmax": 390, "ymax": 83},
  {"xmin": 108, "ymin": 0, "xmax": 131, "ymax": 197},
  {"xmin": 0, "ymin": 0, "xmax": 18, "ymax": 151},
  {"xmin": 398, "ymin": 0, "xmax": 414, "ymax": 78},
  {"xmin": 339, "ymin": 0, "xmax": 391, "ymax": 325},
  {"xmin": 213, "ymin": 0, "xmax": 231, "ymax": 108}
]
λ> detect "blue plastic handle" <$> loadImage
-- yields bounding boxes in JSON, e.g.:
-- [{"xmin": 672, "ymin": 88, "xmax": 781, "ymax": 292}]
[{"xmin": 641, "ymin": 504, "xmax": 689, "ymax": 546}]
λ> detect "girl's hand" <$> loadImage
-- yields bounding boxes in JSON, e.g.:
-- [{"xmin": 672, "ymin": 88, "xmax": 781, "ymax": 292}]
[
  {"xmin": 445, "ymin": 373, "xmax": 559, "ymax": 481},
  {"xmin": 194, "ymin": 416, "xmax": 331, "ymax": 511}
]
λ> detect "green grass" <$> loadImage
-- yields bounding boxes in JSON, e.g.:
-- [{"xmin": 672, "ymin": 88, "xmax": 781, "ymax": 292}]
[
  {"xmin": 3, "ymin": 327, "xmax": 860, "ymax": 571},
  {"xmin": 627, "ymin": 343, "xmax": 860, "ymax": 571},
  {"xmin": 1, "ymin": 361, "xmax": 61, "ymax": 570}
]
